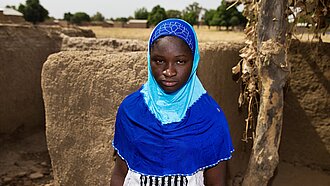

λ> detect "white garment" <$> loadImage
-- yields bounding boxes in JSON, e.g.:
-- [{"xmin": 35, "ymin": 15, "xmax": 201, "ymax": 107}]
[{"xmin": 123, "ymin": 170, "xmax": 204, "ymax": 186}]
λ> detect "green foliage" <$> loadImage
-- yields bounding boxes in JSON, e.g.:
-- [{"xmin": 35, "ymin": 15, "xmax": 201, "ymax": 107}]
[
  {"xmin": 203, "ymin": 9, "xmax": 216, "ymax": 27},
  {"xmin": 91, "ymin": 12, "xmax": 105, "ymax": 22},
  {"xmin": 185, "ymin": 2, "xmax": 202, "ymax": 17},
  {"xmin": 210, "ymin": 1, "xmax": 246, "ymax": 30},
  {"xmin": 166, "ymin": 9, "xmax": 182, "ymax": 19},
  {"xmin": 71, "ymin": 12, "xmax": 91, "ymax": 24},
  {"xmin": 182, "ymin": 2, "xmax": 202, "ymax": 26},
  {"xmin": 18, "ymin": 4, "xmax": 25, "ymax": 14},
  {"xmin": 5, "ymin": 5, "xmax": 17, "ymax": 10},
  {"xmin": 134, "ymin": 7, "xmax": 149, "ymax": 20},
  {"xmin": 115, "ymin": 17, "xmax": 128, "ymax": 23},
  {"xmin": 148, "ymin": 5, "xmax": 167, "ymax": 26},
  {"xmin": 18, "ymin": 0, "xmax": 48, "ymax": 24},
  {"xmin": 63, "ymin": 12, "xmax": 73, "ymax": 22},
  {"xmin": 229, "ymin": 16, "xmax": 240, "ymax": 26},
  {"xmin": 182, "ymin": 11, "xmax": 198, "ymax": 25}
]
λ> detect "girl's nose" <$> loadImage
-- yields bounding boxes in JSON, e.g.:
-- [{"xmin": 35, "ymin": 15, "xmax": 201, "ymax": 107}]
[{"xmin": 163, "ymin": 64, "xmax": 177, "ymax": 77}]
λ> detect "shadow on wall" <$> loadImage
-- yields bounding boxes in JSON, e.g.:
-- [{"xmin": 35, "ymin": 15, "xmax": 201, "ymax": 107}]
[
  {"xmin": 280, "ymin": 41, "xmax": 330, "ymax": 171},
  {"xmin": 282, "ymin": 90, "xmax": 330, "ymax": 171},
  {"xmin": 0, "ymin": 25, "xmax": 62, "ymax": 134},
  {"xmin": 198, "ymin": 42, "xmax": 252, "ymax": 180}
]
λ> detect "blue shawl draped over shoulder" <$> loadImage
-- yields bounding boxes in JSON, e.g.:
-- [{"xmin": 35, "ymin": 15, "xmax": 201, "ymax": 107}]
[{"xmin": 112, "ymin": 19, "xmax": 234, "ymax": 176}]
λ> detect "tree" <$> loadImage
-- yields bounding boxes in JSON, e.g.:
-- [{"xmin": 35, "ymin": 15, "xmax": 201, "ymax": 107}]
[
  {"xmin": 182, "ymin": 2, "xmax": 202, "ymax": 26},
  {"xmin": 203, "ymin": 9, "xmax": 216, "ymax": 29},
  {"xmin": 63, "ymin": 12, "xmax": 73, "ymax": 22},
  {"xmin": 231, "ymin": 0, "xmax": 329, "ymax": 185},
  {"xmin": 166, "ymin": 9, "xmax": 182, "ymax": 19},
  {"xmin": 115, "ymin": 17, "xmax": 128, "ymax": 23},
  {"xmin": 18, "ymin": 4, "xmax": 25, "ymax": 14},
  {"xmin": 91, "ymin": 12, "xmax": 105, "ymax": 22},
  {"xmin": 211, "ymin": 1, "xmax": 246, "ymax": 30},
  {"xmin": 134, "ymin": 7, "xmax": 149, "ymax": 20},
  {"xmin": 229, "ymin": 16, "xmax": 240, "ymax": 27},
  {"xmin": 148, "ymin": 5, "xmax": 167, "ymax": 26},
  {"xmin": 232, "ymin": 0, "xmax": 290, "ymax": 185},
  {"xmin": 71, "ymin": 12, "xmax": 90, "ymax": 24},
  {"xmin": 5, "ymin": 5, "xmax": 17, "ymax": 10},
  {"xmin": 18, "ymin": 0, "xmax": 48, "ymax": 24},
  {"xmin": 182, "ymin": 11, "xmax": 198, "ymax": 26}
]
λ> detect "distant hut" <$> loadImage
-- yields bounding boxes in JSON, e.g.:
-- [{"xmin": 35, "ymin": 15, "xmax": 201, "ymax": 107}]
[
  {"xmin": 126, "ymin": 19, "xmax": 148, "ymax": 28},
  {"xmin": 0, "ymin": 7, "xmax": 25, "ymax": 24},
  {"xmin": 113, "ymin": 21, "xmax": 125, "ymax": 28},
  {"xmin": 103, "ymin": 20, "xmax": 114, "ymax": 27}
]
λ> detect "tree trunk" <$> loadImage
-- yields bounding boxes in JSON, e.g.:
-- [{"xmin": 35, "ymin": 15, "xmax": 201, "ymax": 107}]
[{"xmin": 242, "ymin": 0, "xmax": 289, "ymax": 185}]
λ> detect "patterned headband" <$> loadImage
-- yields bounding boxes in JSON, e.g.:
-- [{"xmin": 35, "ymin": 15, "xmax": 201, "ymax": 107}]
[{"xmin": 149, "ymin": 19, "xmax": 196, "ymax": 54}]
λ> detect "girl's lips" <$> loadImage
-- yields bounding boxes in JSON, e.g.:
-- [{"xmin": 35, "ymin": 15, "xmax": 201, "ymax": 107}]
[{"xmin": 161, "ymin": 80, "xmax": 178, "ymax": 87}]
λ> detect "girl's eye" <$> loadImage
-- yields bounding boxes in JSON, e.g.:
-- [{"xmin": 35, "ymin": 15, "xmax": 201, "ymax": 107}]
[
  {"xmin": 177, "ymin": 60, "xmax": 186, "ymax": 64},
  {"xmin": 155, "ymin": 60, "xmax": 164, "ymax": 64}
]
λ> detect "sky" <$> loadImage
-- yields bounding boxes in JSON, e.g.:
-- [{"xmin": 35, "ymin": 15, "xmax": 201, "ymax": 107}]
[{"xmin": 0, "ymin": 0, "xmax": 224, "ymax": 19}]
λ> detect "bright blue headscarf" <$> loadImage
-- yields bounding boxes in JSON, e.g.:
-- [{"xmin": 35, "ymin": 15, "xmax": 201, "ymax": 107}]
[
  {"xmin": 113, "ymin": 19, "xmax": 234, "ymax": 176},
  {"xmin": 140, "ymin": 18, "xmax": 206, "ymax": 124}
]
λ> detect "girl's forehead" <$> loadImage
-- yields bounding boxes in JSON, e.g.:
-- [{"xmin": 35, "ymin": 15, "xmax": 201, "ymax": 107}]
[{"xmin": 151, "ymin": 36, "xmax": 192, "ymax": 53}]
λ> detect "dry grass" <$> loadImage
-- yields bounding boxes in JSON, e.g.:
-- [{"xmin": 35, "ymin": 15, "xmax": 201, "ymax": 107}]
[
  {"xmin": 80, "ymin": 26, "xmax": 330, "ymax": 43},
  {"xmin": 80, "ymin": 26, "xmax": 246, "ymax": 42}
]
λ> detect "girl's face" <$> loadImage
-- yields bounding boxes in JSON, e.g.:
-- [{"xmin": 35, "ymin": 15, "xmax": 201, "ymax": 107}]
[{"xmin": 150, "ymin": 36, "xmax": 193, "ymax": 93}]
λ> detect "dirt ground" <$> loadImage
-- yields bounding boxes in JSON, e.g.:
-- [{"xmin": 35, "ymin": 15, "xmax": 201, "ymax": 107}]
[
  {"xmin": 81, "ymin": 26, "xmax": 330, "ymax": 43},
  {"xmin": 0, "ymin": 128, "xmax": 54, "ymax": 186},
  {"xmin": 1, "ymin": 130, "xmax": 329, "ymax": 186}
]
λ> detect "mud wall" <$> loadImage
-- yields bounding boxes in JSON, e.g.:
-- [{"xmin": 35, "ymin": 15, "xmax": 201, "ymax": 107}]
[
  {"xmin": 198, "ymin": 42, "xmax": 251, "ymax": 179},
  {"xmin": 42, "ymin": 51, "xmax": 148, "ymax": 185},
  {"xmin": 0, "ymin": 25, "xmax": 147, "ymax": 135},
  {"xmin": 281, "ymin": 42, "xmax": 330, "ymax": 171},
  {"xmin": 0, "ymin": 25, "xmax": 62, "ymax": 134},
  {"xmin": 41, "ymin": 43, "xmax": 249, "ymax": 185}
]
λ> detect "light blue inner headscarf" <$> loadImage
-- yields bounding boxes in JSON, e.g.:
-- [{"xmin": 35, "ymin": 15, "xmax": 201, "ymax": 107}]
[{"xmin": 140, "ymin": 18, "xmax": 206, "ymax": 124}]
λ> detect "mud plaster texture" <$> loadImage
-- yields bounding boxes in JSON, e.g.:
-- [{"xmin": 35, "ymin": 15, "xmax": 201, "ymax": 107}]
[
  {"xmin": 198, "ymin": 42, "xmax": 251, "ymax": 180},
  {"xmin": 0, "ymin": 25, "xmax": 147, "ymax": 135},
  {"xmin": 42, "ymin": 51, "xmax": 148, "ymax": 185},
  {"xmin": 61, "ymin": 35, "xmax": 147, "ymax": 52},
  {"xmin": 280, "ymin": 41, "xmax": 330, "ymax": 171},
  {"xmin": 0, "ymin": 25, "xmax": 62, "ymax": 134}
]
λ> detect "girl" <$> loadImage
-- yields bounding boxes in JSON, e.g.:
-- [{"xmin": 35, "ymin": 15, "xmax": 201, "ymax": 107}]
[{"xmin": 111, "ymin": 18, "xmax": 234, "ymax": 186}]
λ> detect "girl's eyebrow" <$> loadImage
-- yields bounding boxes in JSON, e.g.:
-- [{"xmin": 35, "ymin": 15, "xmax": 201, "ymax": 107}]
[
  {"xmin": 174, "ymin": 54, "xmax": 188, "ymax": 57},
  {"xmin": 150, "ymin": 54, "xmax": 164, "ymax": 58}
]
